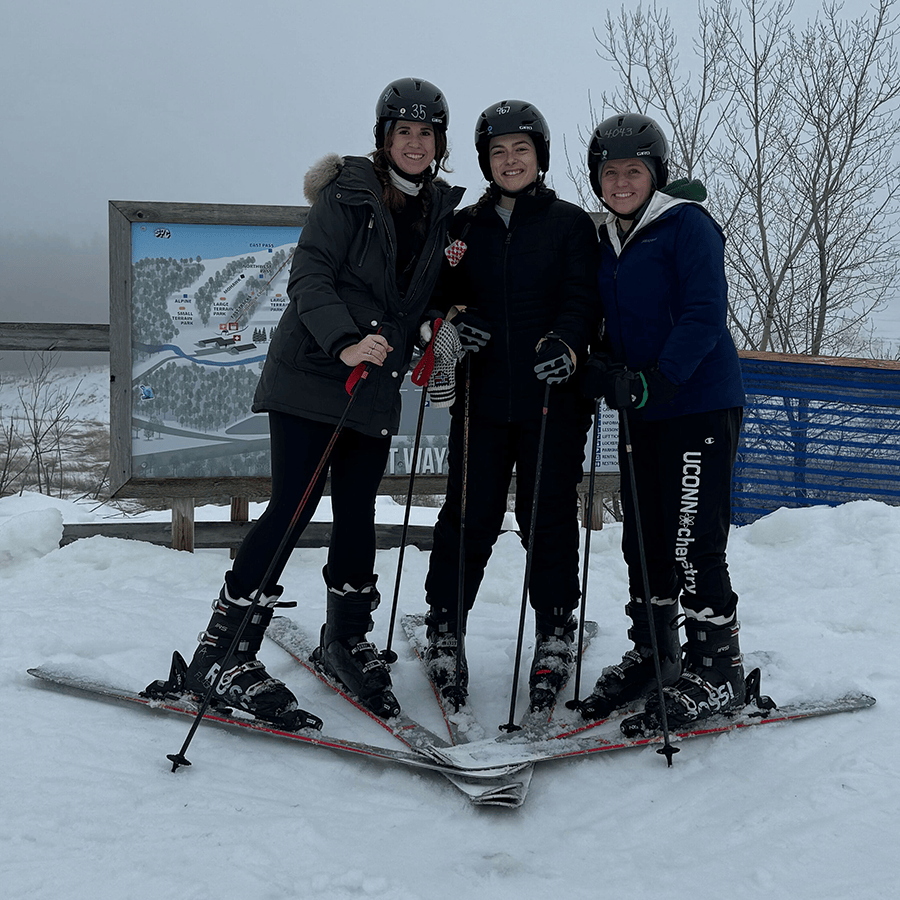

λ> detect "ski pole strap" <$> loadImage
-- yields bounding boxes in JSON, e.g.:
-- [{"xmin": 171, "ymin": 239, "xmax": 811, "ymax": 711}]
[{"xmin": 411, "ymin": 318, "xmax": 443, "ymax": 386}]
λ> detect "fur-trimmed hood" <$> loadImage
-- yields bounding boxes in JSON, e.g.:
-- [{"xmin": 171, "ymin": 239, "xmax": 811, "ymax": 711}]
[
  {"xmin": 303, "ymin": 153, "xmax": 345, "ymax": 205},
  {"xmin": 303, "ymin": 153, "xmax": 457, "ymax": 205}
]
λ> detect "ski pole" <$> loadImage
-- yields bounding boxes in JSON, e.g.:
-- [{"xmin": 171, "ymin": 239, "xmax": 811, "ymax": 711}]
[
  {"xmin": 382, "ymin": 378, "xmax": 429, "ymax": 663},
  {"xmin": 167, "ymin": 358, "xmax": 374, "ymax": 772},
  {"xmin": 382, "ymin": 318, "xmax": 444, "ymax": 662},
  {"xmin": 620, "ymin": 409, "xmax": 679, "ymax": 766},
  {"xmin": 567, "ymin": 399, "xmax": 601, "ymax": 709},
  {"xmin": 449, "ymin": 353, "xmax": 472, "ymax": 711},
  {"xmin": 500, "ymin": 381, "xmax": 552, "ymax": 732}
]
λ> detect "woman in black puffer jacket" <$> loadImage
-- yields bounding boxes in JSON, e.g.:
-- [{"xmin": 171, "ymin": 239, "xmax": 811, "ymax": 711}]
[
  {"xmin": 420, "ymin": 100, "xmax": 600, "ymax": 710},
  {"xmin": 181, "ymin": 78, "xmax": 464, "ymax": 725}
]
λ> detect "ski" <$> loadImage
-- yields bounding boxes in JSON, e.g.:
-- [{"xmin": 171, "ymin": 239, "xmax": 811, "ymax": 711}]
[
  {"xmin": 26, "ymin": 664, "xmax": 536, "ymax": 792},
  {"xmin": 401, "ymin": 615, "xmax": 599, "ymax": 807},
  {"xmin": 514, "ymin": 619, "xmax": 599, "ymax": 734},
  {"xmin": 401, "ymin": 615, "xmax": 600, "ymax": 742},
  {"xmin": 265, "ymin": 616, "xmax": 533, "ymax": 806},
  {"xmin": 25, "ymin": 664, "xmax": 505, "ymax": 777},
  {"xmin": 425, "ymin": 686, "xmax": 877, "ymax": 771},
  {"xmin": 400, "ymin": 614, "xmax": 486, "ymax": 745},
  {"xmin": 267, "ymin": 616, "xmax": 452, "ymax": 755}
]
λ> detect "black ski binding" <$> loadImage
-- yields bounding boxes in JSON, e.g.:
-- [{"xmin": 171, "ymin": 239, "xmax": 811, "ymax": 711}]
[
  {"xmin": 440, "ymin": 683, "xmax": 468, "ymax": 713},
  {"xmin": 142, "ymin": 651, "xmax": 324, "ymax": 733},
  {"xmin": 745, "ymin": 667, "xmax": 777, "ymax": 716},
  {"xmin": 142, "ymin": 651, "xmax": 193, "ymax": 701}
]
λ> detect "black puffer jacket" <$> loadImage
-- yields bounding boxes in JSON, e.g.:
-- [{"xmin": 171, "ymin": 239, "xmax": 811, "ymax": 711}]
[
  {"xmin": 253, "ymin": 155, "xmax": 465, "ymax": 437},
  {"xmin": 434, "ymin": 189, "xmax": 600, "ymax": 421}
]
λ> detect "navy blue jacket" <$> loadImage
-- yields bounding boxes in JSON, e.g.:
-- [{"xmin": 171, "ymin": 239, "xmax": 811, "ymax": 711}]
[{"xmin": 598, "ymin": 193, "xmax": 744, "ymax": 421}]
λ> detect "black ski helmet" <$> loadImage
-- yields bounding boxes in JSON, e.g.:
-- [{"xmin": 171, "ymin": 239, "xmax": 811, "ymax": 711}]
[
  {"xmin": 588, "ymin": 113, "xmax": 670, "ymax": 200},
  {"xmin": 374, "ymin": 77, "xmax": 449, "ymax": 148},
  {"xmin": 474, "ymin": 100, "xmax": 550, "ymax": 182}
]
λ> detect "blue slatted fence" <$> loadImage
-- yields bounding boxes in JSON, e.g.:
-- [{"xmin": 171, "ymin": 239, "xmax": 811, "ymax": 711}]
[{"xmin": 733, "ymin": 353, "xmax": 900, "ymax": 524}]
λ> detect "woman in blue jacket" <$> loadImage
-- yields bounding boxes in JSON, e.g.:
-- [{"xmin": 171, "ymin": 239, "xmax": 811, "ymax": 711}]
[
  {"xmin": 579, "ymin": 113, "xmax": 747, "ymax": 731},
  {"xmin": 179, "ymin": 78, "xmax": 464, "ymax": 726}
]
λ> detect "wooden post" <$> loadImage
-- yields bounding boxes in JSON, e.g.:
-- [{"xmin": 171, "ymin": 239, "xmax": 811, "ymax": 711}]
[
  {"xmin": 171, "ymin": 498, "xmax": 195, "ymax": 552},
  {"xmin": 580, "ymin": 492, "xmax": 605, "ymax": 531},
  {"xmin": 591, "ymin": 491, "xmax": 606, "ymax": 530},
  {"xmin": 230, "ymin": 496, "xmax": 249, "ymax": 559}
]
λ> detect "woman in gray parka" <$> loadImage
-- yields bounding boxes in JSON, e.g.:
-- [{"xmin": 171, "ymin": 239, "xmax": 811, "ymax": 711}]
[{"xmin": 182, "ymin": 78, "xmax": 464, "ymax": 724}]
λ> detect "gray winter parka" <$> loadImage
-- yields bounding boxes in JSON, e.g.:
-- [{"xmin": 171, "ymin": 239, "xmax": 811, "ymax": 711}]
[{"xmin": 253, "ymin": 154, "xmax": 465, "ymax": 437}]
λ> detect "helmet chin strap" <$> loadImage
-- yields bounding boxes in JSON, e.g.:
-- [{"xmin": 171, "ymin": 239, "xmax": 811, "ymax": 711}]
[
  {"xmin": 493, "ymin": 175, "xmax": 544, "ymax": 200},
  {"xmin": 388, "ymin": 158, "xmax": 427, "ymax": 186}
]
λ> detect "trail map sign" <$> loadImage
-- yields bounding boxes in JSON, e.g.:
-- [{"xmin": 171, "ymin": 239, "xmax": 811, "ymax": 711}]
[
  {"xmin": 109, "ymin": 200, "xmax": 612, "ymax": 500},
  {"xmin": 108, "ymin": 200, "xmax": 457, "ymax": 498}
]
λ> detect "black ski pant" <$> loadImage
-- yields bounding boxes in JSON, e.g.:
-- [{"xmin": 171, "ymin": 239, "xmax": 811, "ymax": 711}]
[
  {"xmin": 227, "ymin": 411, "xmax": 391, "ymax": 599},
  {"xmin": 619, "ymin": 406, "xmax": 742, "ymax": 621},
  {"xmin": 424, "ymin": 399, "xmax": 591, "ymax": 628}
]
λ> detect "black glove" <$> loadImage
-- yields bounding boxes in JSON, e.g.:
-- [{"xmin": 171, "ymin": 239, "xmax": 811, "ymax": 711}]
[
  {"xmin": 580, "ymin": 353, "xmax": 623, "ymax": 401},
  {"xmin": 454, "ymin": 309, "xmax": 491, "ymax": 352},
  {"xmin": 604, "ymin": 365, "xmax": 679, "ymax": 410},
  {"xmin": 534, "ymin": 336, "xmax": 575, "ymax": 384}
]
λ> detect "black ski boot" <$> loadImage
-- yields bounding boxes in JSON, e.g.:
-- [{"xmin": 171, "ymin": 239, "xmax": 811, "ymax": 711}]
[
  {"xmin": 578, "ymin": 597, "xmax": 681, "ymax": 721},
  {"xmin": 529, "ymin": 614, "xmax": 578, "ymax": 711},
  {"xmin": 182, "ymin": 586, "xmax": 322, "ymax": 731},
  {"xmin": 312, "ymin": 572, "xmax": 400, "ymax": 719},
  {"xmin": 423, "ymin": 604, "xmax": 468, "ymax": 707},
  {"xmin": 626, "ymin": 613, "xmax": 745, "ymax": 735}
]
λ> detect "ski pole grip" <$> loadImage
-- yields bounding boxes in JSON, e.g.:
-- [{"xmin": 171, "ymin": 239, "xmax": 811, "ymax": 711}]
[
  {"xmin": 411, "ymin": 318, "xmax": 443, "ymax": 386},
  {"xmin": 344, "ymin": 326, "xmax": 383, "ymax": 394},
  {"xmin": 345, "ymin": 363, "xmax": 369, "ymax": 394}
]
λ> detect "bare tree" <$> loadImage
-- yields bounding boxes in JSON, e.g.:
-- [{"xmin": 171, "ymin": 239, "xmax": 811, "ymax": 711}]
[
  {"xmin": 0, "ymin": 370, "xmax": 29, "ymax": 496},
  {"xmin": 571, "ymin": 0, "xmax": 900, "ymax": 357},
  {"xmin": 14, "ymin": 353, "xmax": 83, "ymax": 497}
]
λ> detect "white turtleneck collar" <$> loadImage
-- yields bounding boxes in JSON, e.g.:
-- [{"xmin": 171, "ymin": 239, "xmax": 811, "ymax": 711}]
[{"xmin": 389, "ymin": 168, "xmax": 425, "ymax": 196}]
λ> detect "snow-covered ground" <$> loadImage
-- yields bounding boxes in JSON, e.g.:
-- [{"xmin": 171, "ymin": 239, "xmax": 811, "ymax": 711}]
[
  {"xmin": 2, "ymin": 488, "xmax": 897, "ymax": 899},
  {"xmin": 1, "ymin": 364, "xmax": 898, "ymax": 898}
]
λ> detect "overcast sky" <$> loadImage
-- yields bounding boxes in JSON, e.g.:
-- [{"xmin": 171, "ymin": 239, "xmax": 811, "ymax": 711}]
[
  {"xmin": 0, "ymin": 0, "xmax": 628, "ymax": 361},
  {"xmin": 2, "ymin": 0, "xmax": 629, "ymax": 239},
  {"xmin": 0, "ymin": 0, "xmax": 872, "ymax": 368}
]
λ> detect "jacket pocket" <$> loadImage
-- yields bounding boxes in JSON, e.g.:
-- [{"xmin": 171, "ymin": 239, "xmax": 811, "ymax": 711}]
[{"xmin": 357, "ymin": 213, "xmax": 375, "ymax": 268}]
